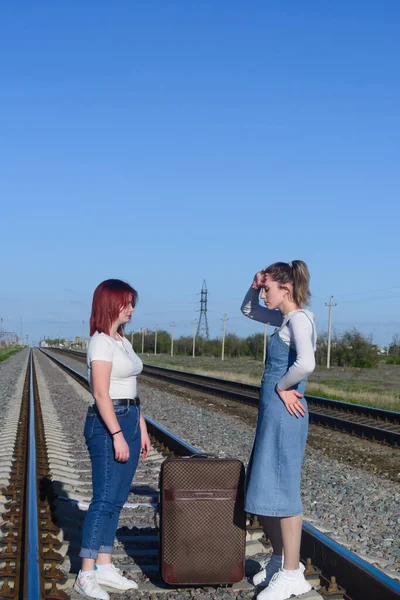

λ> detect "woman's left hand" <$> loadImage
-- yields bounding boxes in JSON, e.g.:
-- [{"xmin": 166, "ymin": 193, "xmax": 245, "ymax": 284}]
[
  {"xmin": 140, "ymin": 430, "xmax": 151, "ymax": 458},
  {"xmin": 276, "ymin": 386, "xmax": 306, "ymax": 418}
]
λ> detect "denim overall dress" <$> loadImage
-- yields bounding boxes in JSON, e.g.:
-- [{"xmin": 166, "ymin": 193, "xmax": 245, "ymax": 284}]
[{"xmin": 245, "ymin": 311, "xmax": 315, "ymax": 517}]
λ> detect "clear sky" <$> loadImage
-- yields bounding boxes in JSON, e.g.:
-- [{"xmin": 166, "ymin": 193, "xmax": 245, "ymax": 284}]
[{"xmin": 1, "ymin": 1, "xmax": 399, "ymax": 347}]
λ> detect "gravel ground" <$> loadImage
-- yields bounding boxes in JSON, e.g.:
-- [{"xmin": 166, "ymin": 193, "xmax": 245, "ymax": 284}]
[
  {"xmin": 34, "ymin": 350, "xmax": 162, "ymax": 528},
  {"xmin": 138, "ymin": 379, "xmax": 400, "ymax": 579},
  {"xmin": 45, "ymin": 350, "xmax": 400, "ymax": 581},
  {"xmin": 0, "ymin": 348, "xmax": 29, "ymax": 426},
  {"xmin": 0, "ymin": 348, "xmax": 29, "ymax": 495}
]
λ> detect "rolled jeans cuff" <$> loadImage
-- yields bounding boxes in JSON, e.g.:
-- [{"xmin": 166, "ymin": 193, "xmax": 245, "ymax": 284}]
[
  {"xmin": 79, "ymin": 547, "xmax": 99, "ymax": 559},
  {"xmin": 79, "ymin": 545, "xmax": 114, "ymax": 558}
]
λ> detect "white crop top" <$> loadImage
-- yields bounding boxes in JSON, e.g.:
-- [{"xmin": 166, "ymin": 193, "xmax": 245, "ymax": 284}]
[{"xmin": 87, "ymin": 331, "xmax": 143, "ymax": 399}]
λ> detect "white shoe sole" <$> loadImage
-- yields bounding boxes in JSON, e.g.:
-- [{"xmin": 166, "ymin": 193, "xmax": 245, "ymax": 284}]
[
  {"xmin": 73, "ymin": 582, "xmax": 110, "ymax": 600},
  {"xmin": 257, "ymin": 584, "xmax": 312, "ymax": 600},
  {"xmin": 299, "ymin": 582, "xmax": 313, "ymax": 594},
  {"xmin": 96, "ymin": 580, "xmax": 138, "ymax": 592},
  {"xmin": 253, "ymin": 562, "xmax": 305, "ymax": 588}
]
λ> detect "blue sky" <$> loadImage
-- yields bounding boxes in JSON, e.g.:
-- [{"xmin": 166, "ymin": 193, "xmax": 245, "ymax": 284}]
[{"xmin": 1, "ymin": 1, "xmax": 399, "ymax": 346}]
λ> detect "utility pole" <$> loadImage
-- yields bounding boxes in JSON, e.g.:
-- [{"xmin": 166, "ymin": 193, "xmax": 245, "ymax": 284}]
[
  {"xmin": 192, "ymin": 319, "xmax": 197, "ymax": 358},
  {"xmin": 263, "ymin": 324, "xmax": 267, "ymax": 363},
  {"xmin": 171, "ymin": 322, "xmax": 175, "ymax": 356},
  {"xmin": 326, "ymin": 296, "xmax": 337, "ymax": 369},
  {"xmin": 131, "ymin": 332, "xmax": 134, "ymax": 347},
  {"xmin": 154, "ymin": 325, "xmax": 158, "ymax": 355},
  {"xmin": 141, "ymin": 328, "xmax": 146, "ymax": 354},
  {"xmin": 221, "ymin": 314, "xmax": 228, "ymax": 361}
]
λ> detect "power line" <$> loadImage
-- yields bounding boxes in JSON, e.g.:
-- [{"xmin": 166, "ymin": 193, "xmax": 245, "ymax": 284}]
[
  {"xmin": 334, "ymin": 285, "xmax": 400, "ymax": 298},
  {"xmin": 337, "ymin": 293, "xmax": 400, "ymax": 305},
  {"xmin": 314, "ymin": 284, "xmax": 400, "ymax": 301}
]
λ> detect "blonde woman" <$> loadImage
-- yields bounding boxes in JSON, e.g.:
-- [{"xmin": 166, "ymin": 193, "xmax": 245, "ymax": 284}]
[{"xmin": 242, "ymin": 261, "xmax": 316, "ymax": 600}]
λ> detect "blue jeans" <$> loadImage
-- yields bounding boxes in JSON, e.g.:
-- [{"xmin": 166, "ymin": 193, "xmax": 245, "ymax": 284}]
[{"xmin": 80, "ymin": 404, "xmax": 141, "ymax": 559}]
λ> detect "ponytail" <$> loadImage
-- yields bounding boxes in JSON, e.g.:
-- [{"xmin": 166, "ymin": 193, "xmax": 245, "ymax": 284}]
[
  {"xmin": 291, "ymin": 260, "xmax": 311, "ymax": 306},
  {"xmin": 264, "ymin": 260, "xmax": 311, "ymax": 307}
]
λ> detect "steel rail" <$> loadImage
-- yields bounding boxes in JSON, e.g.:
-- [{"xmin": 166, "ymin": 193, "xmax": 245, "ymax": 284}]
[
  {"xmin": 23, "ymin": 351, "xmax": 41, "ymax": 599},
  {"xmin": 139, "ymin": 363, "xmax": 400, "ymax": 445},
  {"xmin": 49, "ymin": 346, "xmax": 400, "ymax": 426}
]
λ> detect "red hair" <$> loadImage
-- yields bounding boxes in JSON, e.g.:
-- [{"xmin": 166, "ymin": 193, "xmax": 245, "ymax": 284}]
[{"xmin": 89, "ymin": 279, "xmax": 138, "ymax": 336}]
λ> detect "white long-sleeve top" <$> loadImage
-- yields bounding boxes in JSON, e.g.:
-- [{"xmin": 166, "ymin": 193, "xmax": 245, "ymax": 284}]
[{"xmin": 241, "ymin": 287, "xmax": 316, "ymax": 390}]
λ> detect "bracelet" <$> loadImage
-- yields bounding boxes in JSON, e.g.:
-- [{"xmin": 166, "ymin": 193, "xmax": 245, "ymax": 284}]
[{"xmin": 111, "ymin": 429, "xmax": 122, "ymax": 437}]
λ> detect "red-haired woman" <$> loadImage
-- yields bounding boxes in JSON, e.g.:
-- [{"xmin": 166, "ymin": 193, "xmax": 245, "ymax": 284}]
[{"xmin": 74, "ymin": 279, "xmax": 151, "ymax": 600}]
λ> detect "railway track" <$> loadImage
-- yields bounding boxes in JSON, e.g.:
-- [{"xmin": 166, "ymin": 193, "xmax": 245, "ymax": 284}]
[
  {"xmin": 49, "ymin": 348, "xmax": 400, "ymax": 446},
  {"xmin": 2, "ymin": 347, "xmax": 398, "ymax": 598},
  {"xmin": 141, "ymin": 363, "xmax": 400, "ymax": 446},
  {"xmin": 1, "ymin": 350, "xmax": 265, "ymax": 598}
]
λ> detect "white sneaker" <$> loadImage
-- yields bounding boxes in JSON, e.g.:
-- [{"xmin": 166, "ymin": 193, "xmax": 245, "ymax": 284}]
[
  {"xmin": 257, "ymin": 568, "xmax": 312, "ymax": 600},
  {"xmin": 74, "ymin": 571, "xmax": 110, "ymax": 600},
  {"xmin": 95, "ymin": 563, "xmax": 138, "ymax": 591},
  {"xmin": 253, "ymin": 559, "xmax": 305, "ymax": 587}
]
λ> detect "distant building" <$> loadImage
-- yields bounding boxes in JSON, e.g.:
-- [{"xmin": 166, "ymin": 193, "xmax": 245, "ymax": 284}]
[{"xmin": 75, "ymin": 337, "xmax": 88, "ymax": 349}]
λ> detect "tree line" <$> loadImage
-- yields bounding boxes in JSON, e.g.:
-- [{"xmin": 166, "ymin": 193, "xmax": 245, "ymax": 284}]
[
  {"xmin": 46, "ymin": 329, "xmax": 400, "ymax": 368},
  {"xmin": 127, "ymin": 328, "xmax": 399, "ymax": 368},
  {"xmin": 127, "ymin": 330, "xmax": 267, "ymax": 360}
]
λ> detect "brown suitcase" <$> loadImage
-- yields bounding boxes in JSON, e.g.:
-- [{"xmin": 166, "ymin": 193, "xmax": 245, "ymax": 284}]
[{"xmin": 160, "ymin": 455, "xmax": 246, "ymax": 585}]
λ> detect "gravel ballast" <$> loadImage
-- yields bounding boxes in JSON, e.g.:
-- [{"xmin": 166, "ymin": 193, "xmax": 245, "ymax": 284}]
[{"xmin": 0, "ymin": 348, "xmax": 29, "ymax": 425}]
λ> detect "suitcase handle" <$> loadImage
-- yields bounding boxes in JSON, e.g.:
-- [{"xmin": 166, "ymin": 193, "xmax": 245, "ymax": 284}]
[{"xmin": 185, "ymin": 452, "xmax": 219, "ymax": 459}]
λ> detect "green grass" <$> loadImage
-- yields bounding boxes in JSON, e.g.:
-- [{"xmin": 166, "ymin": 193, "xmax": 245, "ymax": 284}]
[
  {"xmin": 0, "ymin": 346, "xmax": 25, "ymax": 362},
  {"xmin": 305, "ymin": 383, "xmax": 400, "ymax": 412},
  {"xmin": 140, "ymin": 353, "xmax": 400, "ymax": 412}
]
